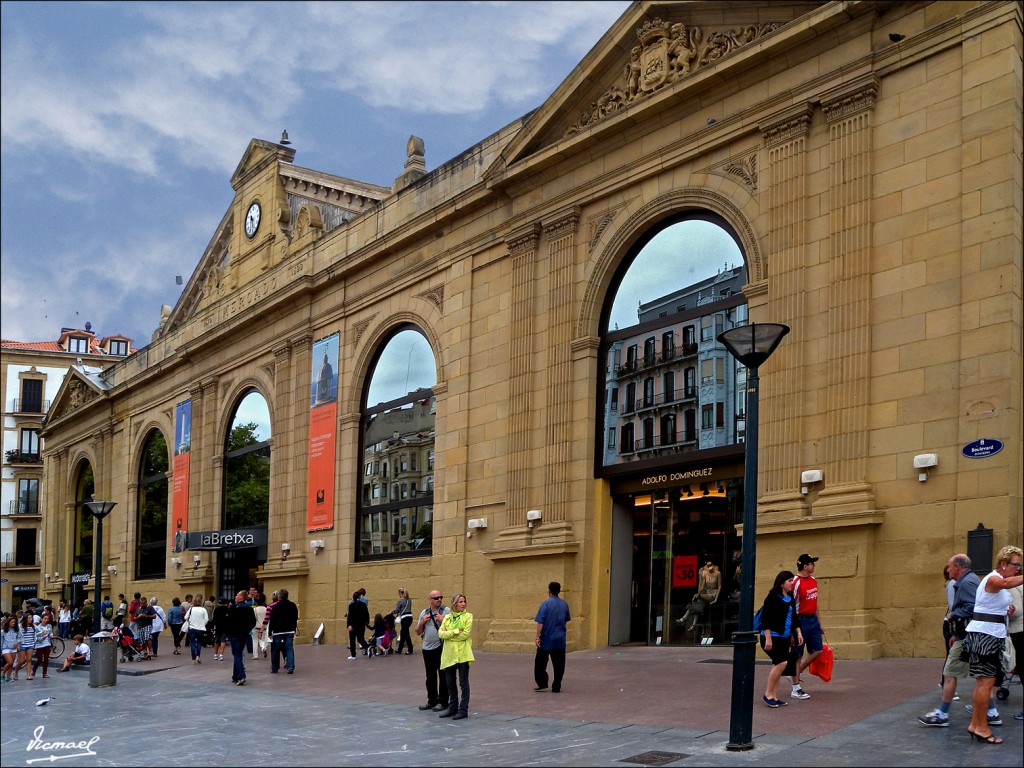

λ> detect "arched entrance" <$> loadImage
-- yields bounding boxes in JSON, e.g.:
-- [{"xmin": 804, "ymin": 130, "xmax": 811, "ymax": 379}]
[
  {"xmin": 216, "ymin": 389, "xmax": 271, "ymax": 599},
  {"xmin": 599, "ymin": 214, "xmax": 751, "ymax": 646}
]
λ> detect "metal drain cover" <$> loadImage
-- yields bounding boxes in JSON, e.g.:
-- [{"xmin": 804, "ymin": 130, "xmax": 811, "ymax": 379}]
[{"xmin": 620, "ymin": 751, "xmax": 688, "ymax": 766}]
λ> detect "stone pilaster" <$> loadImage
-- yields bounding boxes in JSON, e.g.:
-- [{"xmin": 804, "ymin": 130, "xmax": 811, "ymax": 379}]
[
  {"xmin": 504, "ymin": 224, "xmax": 541, "ymax": 528},
  {"xmin": 816, "ymin": 76, "xmax": 878, "ymax": 513},
  {"xmin": 196, "ymin": 378, "xmax": 219, "ymax": 529},
  {"xmin": 541, "ymin": 209, "xmax": 580, "ymax": 534},
  {"xmin": 758, "ymin": 103, "xmax": 813, "ymax": 515}
]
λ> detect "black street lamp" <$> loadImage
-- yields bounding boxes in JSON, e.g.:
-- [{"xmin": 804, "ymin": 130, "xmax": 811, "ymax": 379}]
[
  {"xmin": 81, "ymin": 500, "xmax": 117, "ymax": 635},
  {"xmin": 718, "ymin": 322, "xmax": 789, "ymax": 751}
]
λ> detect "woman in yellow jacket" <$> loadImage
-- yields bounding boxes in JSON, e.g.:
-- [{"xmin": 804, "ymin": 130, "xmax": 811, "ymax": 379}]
[{"xmin": 437, "ymin": 594, "xmax": 474, "ymax": 720}]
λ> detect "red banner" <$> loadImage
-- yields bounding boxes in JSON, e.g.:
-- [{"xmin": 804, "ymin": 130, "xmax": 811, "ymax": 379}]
[
  {"xmin": 307, "ymin": 402, "xmax": 336, "ymax": 531},
  {"xmin": 172, "ymin": 452, "xmax": 190, "ymax": 543}
]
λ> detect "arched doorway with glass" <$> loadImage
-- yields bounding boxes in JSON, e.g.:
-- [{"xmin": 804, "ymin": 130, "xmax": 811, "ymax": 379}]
[
  {"xmin": 358, "ymin": 326, "xmax": 437, "ymax": 560},
  {"xmin": 137, "ymin": 430, "xmax": 169, "ymax": 580},
  {"xmin": 599, "ymin": 213, "xmax": 750, "ymax": 646},
  {"xmin": 218, "ymin": 389, "xmax": 271, "ymax": 600},
  {"xmin": 69, "ymin": 461, "xmax": 95, "ymax": 609}
]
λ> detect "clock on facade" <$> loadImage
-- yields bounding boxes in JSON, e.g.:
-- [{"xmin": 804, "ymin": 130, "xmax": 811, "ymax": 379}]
[{"xmin": 244, "ymin": 201, "xmax": 261, "ymax": 238}]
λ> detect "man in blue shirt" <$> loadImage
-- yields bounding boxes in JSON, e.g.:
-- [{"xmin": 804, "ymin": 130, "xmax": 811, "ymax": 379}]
[{"xmin": 534, "ymin": 581, "xmax": 571, "ymax": 693}]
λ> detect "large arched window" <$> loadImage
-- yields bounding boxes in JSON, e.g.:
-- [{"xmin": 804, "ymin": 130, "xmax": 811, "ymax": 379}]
[
  {"xmin": 223, "ymin": 390, "xmax": 271, "ymax": 529},
  {"xmin": 137, "ymin": 430, "xmax": 169, "ymax": 579},
  {"xmin": 599, "ymin": 216, "xmax": 747, "ymax": 471},
  {"xmin": 359, "ymin": 327, "xmax": 436, "ymax": 560},
  {"xmin": 72, "ymin": 462, "xmax": 94, "ymax": 575}
]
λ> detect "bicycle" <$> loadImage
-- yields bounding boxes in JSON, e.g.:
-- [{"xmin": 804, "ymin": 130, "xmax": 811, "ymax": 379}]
[{"xmin": 49, "ymin": 636, "xmax": 66, "ymax": 659}]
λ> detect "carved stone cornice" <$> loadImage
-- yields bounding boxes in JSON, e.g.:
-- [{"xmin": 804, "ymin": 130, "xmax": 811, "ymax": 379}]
[
  {"xmin": 571, "ymin": 336, "xmax": 600, "ymax": 354},
  {"xmin": 272, "ymin": 341, "xmax": 292, "ymax": 361},
  {"xmin": 759, "ymin": 103, "xmax": 814, "ymax": 148},
  {"xmin": 543, "ymin": 209, "xmax": 581, "ymax": 240},
  {"xmin": 506, "ymin": 223, "xmax": 541, "ymax": 256},
  {"xmin": 821, "ymin": 75, "xmax": 880, "ymax": 123},
  {"xmin": 566, "ymin": 19, "xmax": 783, "ymax": 137}
]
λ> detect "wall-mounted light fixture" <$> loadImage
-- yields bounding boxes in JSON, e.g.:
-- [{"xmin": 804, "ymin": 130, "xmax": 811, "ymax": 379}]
[
  {"xmin": 107, "ymin": 564, "xmax": 118, "ymax": 575},
  {"xmin": 526, "ymin": 509, "xmax": 542, "ymax": 529},
  {"xmin": 281, "ymin": 542, "xmax": 291, "ymax": 558},
  {"xmin": 800, "ymin": 469, "xmax": 823, "ymax": 495},
  {"xmin": 309, "ymin": 539, "xmax": 325, "ymax": 553},
  {"xmin": 193, "ymin": 554, "xmax": 201, "ymax": 568},
  {"xmin": 467, "ymin": 518, "xmax": 487, "ymax": 529},
  {"xmin": 913, "ymin": 453, "xmax": 938, "ymax": 482},
  {"xmin": 171, "ymin": 557, "xmax": 182, "ymax": 567},
  {"xmin": 44, "ymin": 573, "xmax": 50, "ymax": 581}
]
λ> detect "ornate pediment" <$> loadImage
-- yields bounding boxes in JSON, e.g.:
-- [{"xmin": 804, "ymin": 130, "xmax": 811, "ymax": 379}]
[
  {"xmin": 564, "ymin": 18, "xmax": 782, "ymax": 138},
  {"xmin": 486, "ymin": 2, "xmax": 810, "ymax": 181},
  {"xmin": 45, "ymin": 369, "xmax": 106, "ymax": 425}
]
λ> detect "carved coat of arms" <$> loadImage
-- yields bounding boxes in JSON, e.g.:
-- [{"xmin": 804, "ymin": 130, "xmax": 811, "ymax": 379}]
[{"xmin": 640, "ymin": 28, "xmax": 670, "ymax": 93}]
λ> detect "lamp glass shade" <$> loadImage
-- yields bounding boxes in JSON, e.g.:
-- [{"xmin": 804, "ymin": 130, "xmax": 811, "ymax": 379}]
[
  {"xmin": 81, "ymin": 500, "xmax": 117, "ymax": 520},
  {"xmin": 717, "ymin": 323, "xmax": 790, "ymax": 368}
]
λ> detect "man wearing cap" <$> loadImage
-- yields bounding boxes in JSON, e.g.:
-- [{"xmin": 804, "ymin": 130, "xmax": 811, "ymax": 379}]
[{"xmin": 789, "ymin": 554, "xmax": 823, "ymax": 699}]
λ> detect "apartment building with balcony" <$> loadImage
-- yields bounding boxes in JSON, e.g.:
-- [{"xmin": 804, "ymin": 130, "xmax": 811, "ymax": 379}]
[{"xmin": 0, "ymin": 323, "xmax": 132, "ymax": 611}]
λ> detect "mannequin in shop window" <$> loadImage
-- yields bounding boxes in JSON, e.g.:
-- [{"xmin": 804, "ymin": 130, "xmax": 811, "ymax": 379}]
[{"xmin": 677, "ymin": 562, "xmax": 722, "ymax": 635}]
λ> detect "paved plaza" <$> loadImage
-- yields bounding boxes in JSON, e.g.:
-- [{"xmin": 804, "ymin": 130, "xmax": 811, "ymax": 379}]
[{"xmin": 1, "ymin": 642, "xmax": 1020, "ymax": 767}]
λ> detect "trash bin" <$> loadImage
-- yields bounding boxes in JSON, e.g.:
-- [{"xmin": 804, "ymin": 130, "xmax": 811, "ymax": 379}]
[{"xmin": 89, "ymin": 631, "xmax": 116, "ymax": 688}]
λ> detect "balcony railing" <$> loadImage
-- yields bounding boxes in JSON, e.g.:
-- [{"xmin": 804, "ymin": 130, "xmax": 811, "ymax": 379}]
[
  {"xmin": 8, "ymin": 500, "xmax": 40, "ymax": 515},
  {"xmin": 5, "ymin": 450, "xmax": 42, "ymax": 465},
  {"xmin": 11, "ymin": 398, "xmax": 51, "ymax": 414},
  {"xmin": 621, "ymin": 387, "xmax": 699, "ymax": 415},
  {"xmin": 619, "ymin": 432, "xmax": 699, "ymax": 455},
  {"xmin": 615, "ymin": 342, "xmax": 699, "ymax": 379},
  {"xmin": 2, "ymin": 553, "xmax": 40, "ymax": 568}
]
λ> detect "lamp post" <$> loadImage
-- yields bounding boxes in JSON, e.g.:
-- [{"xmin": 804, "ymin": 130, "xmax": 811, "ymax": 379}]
[
  {"xmin": 81, "ymin": 500, "xmax": 117, "ymax": 635},
  {"xmin": 718, "ymin": 322, "xmax": 789, "ymax": 751}
]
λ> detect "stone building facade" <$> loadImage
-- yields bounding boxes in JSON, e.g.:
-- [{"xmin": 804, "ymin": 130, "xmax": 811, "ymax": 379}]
[
  {"xmin": 1, "ymin": 325, "xmax": 133, "ymax": 611},
  {"xmin": 39, "ymin": 1, "xmax": 1022, "ymax": 659}
]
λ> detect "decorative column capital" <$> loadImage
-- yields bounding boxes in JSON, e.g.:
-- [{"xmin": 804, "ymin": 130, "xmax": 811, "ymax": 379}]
[
  {"xmin": 542, "ymin": 208, "xmax": 581, "ymax": 239},
  {"xmin": 820, "ymin": 74, "xmax": 880, "ymax": 123},
  {"xmin": 506, "ymin": 223, "xmax": 541, "ymax": 257},
  {"xmin": 759, "ymin": 102, "xmax": 814, "ymax": 148}
]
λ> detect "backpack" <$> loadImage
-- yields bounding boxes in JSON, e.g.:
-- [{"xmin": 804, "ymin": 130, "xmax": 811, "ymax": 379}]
[
  {"xmin": 104, "ymin": 606, "xmax": 113, "ymax": 618},
  {"xmin": 752, "ymin": 606, "xmax": 763, "ymax": 632}
]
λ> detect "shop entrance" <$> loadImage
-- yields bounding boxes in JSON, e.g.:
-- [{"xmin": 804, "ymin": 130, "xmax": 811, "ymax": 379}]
[
  {"xmin": 623, "ymin": 478, "xmax": 742, "ymax": 646},
  {"xmin": 216, "ymin": 547, "xmax": 265, "ymax": 601}
]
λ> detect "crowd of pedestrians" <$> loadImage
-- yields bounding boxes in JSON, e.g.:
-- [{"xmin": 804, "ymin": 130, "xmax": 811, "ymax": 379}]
[{"xmin": 6, "ymin": 545, "xmax": 1020, "ymax": 735}]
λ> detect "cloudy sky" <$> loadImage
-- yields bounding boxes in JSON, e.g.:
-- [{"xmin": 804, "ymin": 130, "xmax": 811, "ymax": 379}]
[{"xmin": 1, "ymin": 1, "xmax": 630, "ymax": 348}]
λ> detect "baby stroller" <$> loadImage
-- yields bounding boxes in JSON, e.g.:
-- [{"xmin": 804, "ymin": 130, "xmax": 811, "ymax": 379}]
[
  {"xmin": 112, "ymin": 625, "xmax": 147, "ymax": 663},
  {"xmin": 369, "ymin": 616, "xmax": 397, "ymax": 657}
]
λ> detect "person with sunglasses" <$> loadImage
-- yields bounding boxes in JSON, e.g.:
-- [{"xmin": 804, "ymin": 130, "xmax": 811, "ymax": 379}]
[
  {"xmin": 963, "ymin": 545, "xmax": 1024, "ymax": 744},
  {"xmin": 415, "ymin": 590, "xmax": 450, "ymax": 712}
]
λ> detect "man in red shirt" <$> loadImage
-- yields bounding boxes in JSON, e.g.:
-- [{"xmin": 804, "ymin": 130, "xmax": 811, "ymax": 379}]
[{"xmin": 789, "ymin": 554, "xmax": 823, "ymax": 700}]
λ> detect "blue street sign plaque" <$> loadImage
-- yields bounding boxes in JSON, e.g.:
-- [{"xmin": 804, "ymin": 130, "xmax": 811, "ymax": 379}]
[{"xmin": 962, "ymin": 438, "xmax": 1003, "ymax": 459}]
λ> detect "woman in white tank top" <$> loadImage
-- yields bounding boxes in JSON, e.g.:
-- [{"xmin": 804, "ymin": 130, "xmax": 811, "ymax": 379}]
[{"xmin": 964, "ymin": 545, "xmax": 1023, "ymax": 744}]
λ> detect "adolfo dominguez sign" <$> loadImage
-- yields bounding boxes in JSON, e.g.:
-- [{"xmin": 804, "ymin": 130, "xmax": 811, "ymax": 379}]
[{"xmin": 184, "ymin": 526, "xmax": 268, "ymax": 551}]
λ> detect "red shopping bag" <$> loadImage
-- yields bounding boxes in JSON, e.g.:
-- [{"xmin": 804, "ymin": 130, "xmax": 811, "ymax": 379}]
[{"xmin": 808, "ymin": 642, "xmax": 833, "ymax": 682}]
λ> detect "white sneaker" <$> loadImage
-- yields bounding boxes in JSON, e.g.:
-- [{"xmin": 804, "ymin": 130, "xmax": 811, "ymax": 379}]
[
  {"xmin": 347, "ymin": 656, "xmax": 357, "ymax": 660},
  {"xmin": 791, "ymin": 687, "xmax": 811, "ymax": 700}
]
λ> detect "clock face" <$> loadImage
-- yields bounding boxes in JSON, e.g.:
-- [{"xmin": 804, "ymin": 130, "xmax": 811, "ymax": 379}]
[{"xmin": 244, "ymin": 202, "xmax": 261, "ymax": 238}]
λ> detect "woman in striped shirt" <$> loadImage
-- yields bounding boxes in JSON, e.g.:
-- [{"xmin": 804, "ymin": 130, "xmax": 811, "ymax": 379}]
[{"xmin": 17, "ymin": 614, "xmax": 37, "ymax": 681}]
